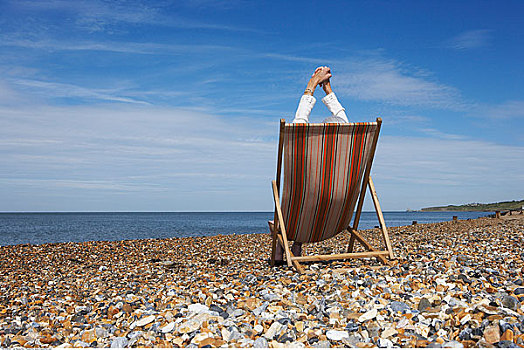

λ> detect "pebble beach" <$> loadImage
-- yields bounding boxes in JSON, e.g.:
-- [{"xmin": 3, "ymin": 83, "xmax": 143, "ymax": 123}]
[{"xmin": 1, "ymin": 215, "xmax": 523, "ymax": 348}]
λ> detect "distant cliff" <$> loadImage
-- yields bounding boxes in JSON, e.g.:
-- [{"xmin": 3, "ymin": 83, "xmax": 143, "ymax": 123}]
[{"xmin": 421, "ymin": 199, "xmax": 524, "ymax": 212}]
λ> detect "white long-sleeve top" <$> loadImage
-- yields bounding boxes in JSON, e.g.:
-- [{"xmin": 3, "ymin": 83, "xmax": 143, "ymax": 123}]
[{"xmin": 292, "ymin": 92, "xmax": 348, "ymax": 124}]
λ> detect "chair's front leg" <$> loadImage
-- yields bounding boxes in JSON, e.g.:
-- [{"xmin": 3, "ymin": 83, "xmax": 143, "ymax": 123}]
[{"xmin": 271, "ymin": 180, "xmax": 292, "ymax": 267}]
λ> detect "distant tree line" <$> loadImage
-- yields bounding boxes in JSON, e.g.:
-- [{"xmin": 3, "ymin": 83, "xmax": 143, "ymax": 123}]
[{"xmin": 421, "ymin": 199, "xmax": 524, "ymax": 212}]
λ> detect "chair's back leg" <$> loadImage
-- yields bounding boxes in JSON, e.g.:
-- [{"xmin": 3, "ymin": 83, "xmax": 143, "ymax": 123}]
[
  {"xmin": 368, "ymin": 176, "xmax": 394, "ymax": 259},
  {"xmin": 348, "ymin": 228, "xmax": 388, "ymax": 264},
  {"xmin": 269, "ymin": 221, "xmax": 278, "ymax": 266},
  {"xmin": 347, "ymin": 230, "xmax": 356, "ymax": 253},
  {"xmin": 352, "ymin": 119, "xmax": 382, "ymax": 230}
]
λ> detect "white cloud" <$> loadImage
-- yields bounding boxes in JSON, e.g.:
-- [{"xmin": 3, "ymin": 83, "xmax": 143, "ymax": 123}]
[
  {"xmin": 0, "ymin": 81, "xmax": 24, "ymax": 105},
  {"xmin": 262, "ymin": 52, "xmax": 328, "ymax": 64},
  {"xmin": 251, "ymin": 53, "xmax": 469, "ymax": 111},
  {"xmin": 372, "ymin": 135, "xmax": 524, "ymax": 209},
  {"xmin": 418, "ymin": 128, "xmax": 466, "ymax": 140},
  {"xmin": 1, "ymin": 178, "xmax": 163, "ymax": 192},
  {"xmin": 1, "ymin": 37, "xmax": 240, "ymax": 56},
  {"xmin": 0, "ymin": 103, "xmax": 278, "ymax": 211},
  {"xmin": 12, "ymin": 79, "xmax": 151, "ymax": 105},
  {"xmin": 9, "ymin": 0, "xmax": 257, "ymax": 33},
  {"xmin": 444, "ymin": 30, "xmax": 492, "ymax": 50},
  {"xmin": 1, "ymin": 101, "xmax": 523, "ymax": 211},
  {"xmin": 334, "ymin": 58, "xmax": 466, "ymax": 110},
  {"xmin": 482, "ymin": 100, "xmax": 524, "ymax": 120},
  {"xmin": 380, "ymin": 114, "xmax": 430, "ymax": 125}
]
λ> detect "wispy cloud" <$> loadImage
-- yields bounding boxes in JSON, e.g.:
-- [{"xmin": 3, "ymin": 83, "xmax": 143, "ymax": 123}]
[
  {"xmin": 0, "ymin": 37, "xmax": 241, "ymax": 56},
  {"xmin": 444, "ymin": 30, "xmax": 492, "ymax": 50},
  {"xmin": 237, "ymin": 52, "xmax": 469, "ymax": 111},
  {"xmin": 262, "ymin": 52, "xmax": 328, "ymax": 64},
  {"xmin": 0, "ymin": 103, "xmax": 277, "ymax": 210},
  {"xmin": 182, "ymin": 0, "xmax": 248, "ymax": 10},
  {"xmin": 1, "ymin": 100, "xmax": 523, "ymax": 211},
  {"xmin": 13, "ymin": 79, "xmax": 150, "ymax": 105},
  {"xmin": 418, "ymin": 128, "xmax": 467, "ymax": 140},
  {"xmin": 481, "ymin": 100, "xmax": 524, "ymax": 120},
  {"xmin": 8, "ymin": 0, "xmax": 259, "ymax": 33},
  {"xmin": 376, "ymin": 135, "xmax": 524, "ymax": 186},
  {"xmin": 374, "ymin": 135, "xmax": 524, "ymax": 209},
  {"xmin": 379, "ymin": 114, "xmax": 430, "ymax": 125},
  {"xmin": 334, "ymin": 58, "xmax": 466, "ymax": 110},
  {"xmin": 1, "ymin": 178, "xmax": 164, "ymax": 192},
  {"xmin": 0, "ymin": 81, "xmax": 25, "ymax": 105}
]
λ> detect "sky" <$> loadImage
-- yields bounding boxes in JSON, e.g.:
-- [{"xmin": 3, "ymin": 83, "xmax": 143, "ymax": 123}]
[{"xmin": 1, "ymin": 0, "xmax": 523, "ymax": 212}]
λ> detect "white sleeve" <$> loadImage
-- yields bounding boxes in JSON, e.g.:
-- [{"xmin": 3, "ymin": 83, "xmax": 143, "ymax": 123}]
[
  {"xmin": 321, "ymin": 92, "xmax": 348, "ymax": 123},
  {"xmin": 292, "ymin": 94, "xmax": 316, "ymax": 123}
]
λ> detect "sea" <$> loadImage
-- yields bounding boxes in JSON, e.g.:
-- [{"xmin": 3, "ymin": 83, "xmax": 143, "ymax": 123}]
[{"xmin": 0, "ymin": 211, "xmax": 490, "ymax": 247}]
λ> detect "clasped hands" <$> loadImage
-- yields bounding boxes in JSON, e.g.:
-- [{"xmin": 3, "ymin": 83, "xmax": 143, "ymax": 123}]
[{"xmin": 305, "ymin": 66, "xmax": 333, "ymax": 96}]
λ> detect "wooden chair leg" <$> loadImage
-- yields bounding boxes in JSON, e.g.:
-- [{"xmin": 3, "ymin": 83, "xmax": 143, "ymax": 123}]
[
  {"xmin": 368, "ymin": 177, "xmax": 394, "ymax": 259},
  {"xmin": 271, "ymin": 181, "xmax": 294, "ymax": 267},
  {"xmin": 347, "ymin": 230, "xmax": 356, "ymax": 253},
  {"xmin": 349, "ymin": 228, "xmax": 388, "ymax": 264},
  {"xmin": 269, "ymin": 222, "xmax": 277, "ymax": 267}
]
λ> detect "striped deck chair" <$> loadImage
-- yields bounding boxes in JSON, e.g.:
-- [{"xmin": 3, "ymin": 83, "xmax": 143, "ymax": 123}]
[{"xmin": 269, "ymin": 118, "xmax": 394, "ymax": 273}]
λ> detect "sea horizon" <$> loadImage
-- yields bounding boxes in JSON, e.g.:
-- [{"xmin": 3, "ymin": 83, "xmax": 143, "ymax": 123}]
[{"xmin": 0, "ymin": 211, "xmax": 491, "ymax": 247}]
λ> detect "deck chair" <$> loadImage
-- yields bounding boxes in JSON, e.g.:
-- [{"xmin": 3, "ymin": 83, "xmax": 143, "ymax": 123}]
[{"xmin": 269, "ymin": 118, "xmax": 394, "ymax": 273}]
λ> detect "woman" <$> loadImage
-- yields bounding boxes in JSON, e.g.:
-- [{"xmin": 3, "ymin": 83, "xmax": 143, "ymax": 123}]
[{"xmin": 274, "ymin": 66, "xmax": 349, "ymax": 263}]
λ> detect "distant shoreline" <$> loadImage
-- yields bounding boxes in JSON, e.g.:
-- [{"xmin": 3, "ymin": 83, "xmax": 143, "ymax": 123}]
[
  {"xmin": 421, "ymin": 199, "xmax": 524, "ymax": 212},
  {"xmin": 420, "ymin": 209, "xmax": 496, "ymax": 212}
]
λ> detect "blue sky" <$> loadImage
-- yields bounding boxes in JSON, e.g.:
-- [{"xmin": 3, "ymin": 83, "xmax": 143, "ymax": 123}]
[{"xmin": 1, "ymin": 0, "xmax": 523, "ymax": 212}]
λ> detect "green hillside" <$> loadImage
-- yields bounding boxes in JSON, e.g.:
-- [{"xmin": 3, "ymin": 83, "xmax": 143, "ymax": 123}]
[{"xmin": 421, "ymin": 199, "xmax": 524, "ymax": 212}]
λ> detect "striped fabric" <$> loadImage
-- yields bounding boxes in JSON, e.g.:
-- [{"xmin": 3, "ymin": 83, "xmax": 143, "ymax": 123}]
[{"xmin": 280, "ymin": 122, "xmax": 378, "ymax": 243}]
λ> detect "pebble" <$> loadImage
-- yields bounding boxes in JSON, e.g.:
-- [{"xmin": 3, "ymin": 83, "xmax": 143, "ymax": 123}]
[
  {"xmin": 381, "ymin": 327, "xmax": 397, "ymax": 338},
  {"xmin": 161, "ymin": 322, "xmax": 176, "ymax": 333},
  {"xmin": 497, "ymin": 340, "xmax": 520, "ymax": 348},
  {"xmin": 484, "ymin": 324, "xmax": 501, "ymax": 344},
  {"xmin": 390, "ymin": 301, "xmax": 410, "ymax": 313},
  {"xmin": 135, "ymin": 315, "xmax": 155, "ymax": 327},
  {"xmin": 313, "ymin": 340, "xmax": 331, "ymax": 348},
  {"xmin": 0, "ymin": 215, "xmax": 522, "ymax": 348},
  {"xmin": 418, "ymin": 297, "xmax": 432, "ymax": 311},
  {"xmin": 378, "ymin": 338, "xmax": 394, "ymax": 348},
  {"xmin": 265, "ymin": 321, "xmax": 284, "ymax": 340},
  {"xmin": 253, "ymin": 337, "xmax": 268, "ymax": 348},
  {"xmin": 502, "ymin": 295, "xmax": 519, "ymax": 310},
  {"xmin": 188, "ymin": 303, "xmax": 209, "ymax": 314},
  {"xmin": 442, "ymin": 340, "xmax": 464, "ymax": 348},
  {"xmin": 110, "ymin": 337, "xmax": 128, "ymax": 348},
  {"xmin": 178, "ymin": 318, "xmax": 201, "ymax": 334},
  {"xmin": 262, "ymin": 293, "xmax": 280, "ymax": 302},
  {"xmin": 358, "ymin": 308, "xmax": 377, "ymax": 322},
  {"xmin": 326, "ymin": 330, "xmax": 349, "ymax": 341}
]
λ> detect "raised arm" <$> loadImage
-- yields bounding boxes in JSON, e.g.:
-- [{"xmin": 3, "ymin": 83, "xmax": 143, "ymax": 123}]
[{"xmin": 321, "ymin": 76, "xmax": 348, "ymax": 123}]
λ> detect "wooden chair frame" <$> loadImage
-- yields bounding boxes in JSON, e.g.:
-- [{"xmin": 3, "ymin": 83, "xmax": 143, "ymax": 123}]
[{"xmin": 269, "ymin": 118, "xmax": 394, "ymax": 273}]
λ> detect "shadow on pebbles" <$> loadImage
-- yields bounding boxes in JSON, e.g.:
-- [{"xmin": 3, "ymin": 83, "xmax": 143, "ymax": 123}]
[{"xmin": 0, "ymin": 216, "xmax": 523, "ymax": 348}]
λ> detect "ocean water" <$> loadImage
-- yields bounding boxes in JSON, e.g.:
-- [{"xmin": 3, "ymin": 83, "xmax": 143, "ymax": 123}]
[{"xmin": 0, "ymin": 211, "xmax": 490, "ymax": 246}]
